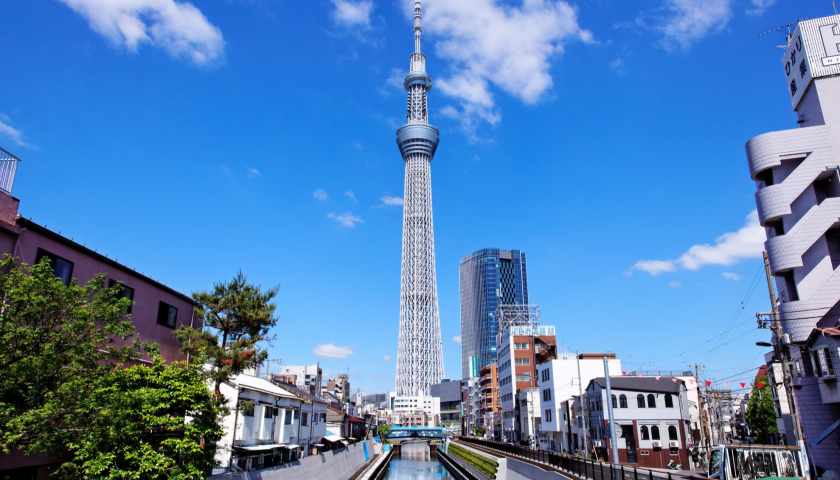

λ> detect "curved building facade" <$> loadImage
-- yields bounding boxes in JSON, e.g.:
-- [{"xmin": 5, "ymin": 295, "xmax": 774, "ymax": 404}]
[{"xmin": 394, "ymin": 0, "xmax": 445, "ymax": 397}]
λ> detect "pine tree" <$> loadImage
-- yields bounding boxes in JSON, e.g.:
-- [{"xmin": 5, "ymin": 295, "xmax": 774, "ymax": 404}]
[{"xmin": 745, "ymin": 375, "xmax": 779, "ymax": 444}]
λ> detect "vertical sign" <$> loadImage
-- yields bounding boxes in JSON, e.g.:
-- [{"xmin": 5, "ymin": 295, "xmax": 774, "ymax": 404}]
[
  {"xmin": 783, "ymin": 15, "xmax": 840, "ymax": 110},
  {"xmin": 470, "ymin": 356, "xmax": 478, "ymax": 378},
  {"xmin": 784, "ymin": 24, "xmax": 812, "ymax": 110}
]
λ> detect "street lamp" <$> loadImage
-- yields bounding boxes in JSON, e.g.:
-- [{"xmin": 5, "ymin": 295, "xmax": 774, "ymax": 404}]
[{"xmin": 756, "ymin": 341, "xmax": 772, "ymax": 347}]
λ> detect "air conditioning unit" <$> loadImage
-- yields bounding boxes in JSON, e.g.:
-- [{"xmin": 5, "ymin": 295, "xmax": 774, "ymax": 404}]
[
  {"xmin": 652, "ymin": 441, "xmax": 662, "ymax": 448},
  {"xmin": 669, "ymin": 441, "xmax": 679, "ymax": 448},
  {"xmin": 593, "ymin": 440, "xmax": 603, "ymax": 447}
]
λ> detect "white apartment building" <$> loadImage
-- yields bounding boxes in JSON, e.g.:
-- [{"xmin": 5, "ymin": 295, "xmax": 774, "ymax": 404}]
[
  {"xmin": 516, "ymin": 388, "xmax": 541, "ymax": 447},
  {"xmin": 272, "ymin": 364, "xmax": 322, "ymax": 395},
  {"xmin": 393, "ymin": 394, "xmax": 440, "ymax": 424},
  {"xmin": 215, "ymin": 374, "xmax": 326, "ymax": 474},
  {"xmin": 586, "ymin": 376, "xmax": 691, "ymax": 469},
  {"xmin": 536, "ymin": 352, "xmax": 621, "ymax": 453}
]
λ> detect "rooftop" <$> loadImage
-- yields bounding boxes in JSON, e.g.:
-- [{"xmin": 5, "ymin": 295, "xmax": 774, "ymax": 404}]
[{"xmin": 589, "ymin": 376, "xmax": 684, "ymax": 394}]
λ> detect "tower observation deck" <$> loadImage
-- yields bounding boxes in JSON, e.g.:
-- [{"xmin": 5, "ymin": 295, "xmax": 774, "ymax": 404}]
[{"xmin": 395, "ymin": 0, "xmax": 444, "ymax": 396}]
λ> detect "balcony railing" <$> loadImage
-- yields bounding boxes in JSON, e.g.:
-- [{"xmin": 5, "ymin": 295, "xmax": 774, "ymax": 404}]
[{"xmin": 0, "ymin": 147, "xmax": 20, "ymax": 195}]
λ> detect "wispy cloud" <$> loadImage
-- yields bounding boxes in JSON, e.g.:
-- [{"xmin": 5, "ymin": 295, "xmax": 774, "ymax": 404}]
[
  {"xmin": 383, "ymin": 355, "xmax": 392, "ymax": 362},
  {"xmin": 314, "ymin": 189, "xmax": 329, "ymax": 202},
  {"xmin": 313, "ymin": 343, "xmax": 355, "ymax": 359},
  {"xmin": 380, "ymin": 68, "xmax": 405, "ymax": 97},
  {"xmin": 453, "ymin": 336, "xmax": 461, "ymax": 344},
  {"xmin": 345, "ymin": 190, "xmax": 357, "ymax": 202},
  {"xmin": 656, "ymin": 0, "xmax": 732, "ymax": 51},
  {"xmin": 722, "ymin": 272, "xmax": 741, "ymax": 281},
  {"xmin": 56, "ymin": 0, "xmax": 225, "ymax": 65},
  {"xmin": 669, "ymin": 281, "xmax": 682, "ymax": 288},
  {"xmin": 378, "ymin": 195, "xmax": 404, "ymax": 207},
  {"xmin": 630, "ymin": 211, "xmax": 764, "ymax": 276},
  {"xmin": 330, "ymin": 0, "xmax": 373, "ymax": 28},
  {"xmin": 746, "ymin": 0, "xmax": 776, "ymax": 16},
  {"xmin": 413, "ymin": 0, "xmax": 592, "ymax": 137},
  {"xmin": 327, "ymin": 211, "xmax": 364, "ymax": 228},
  {"xmin": 0, "ymin": 115, "xmax": 33, "ymax": 148},
  {"xmin": 376, "ymin": 373, "xmax": 391, "ymax": 379},
  {"xmin": 610, "ymin": 58, "xmax": 627, "ymax": 75},
  {"xmin": 246, "ymin": 167, "xmax": 260, "ymax": 177}
]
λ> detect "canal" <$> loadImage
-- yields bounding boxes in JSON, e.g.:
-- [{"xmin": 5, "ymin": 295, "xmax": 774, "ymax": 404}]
[{"xmin": 382, "ymin": 443, "xmax": 456, "ymax": 480}]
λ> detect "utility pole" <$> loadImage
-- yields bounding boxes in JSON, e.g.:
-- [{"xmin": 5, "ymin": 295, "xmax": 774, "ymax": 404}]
[
  {"xmin": 577, "ymin": 350, "xmax": 588, "ymax": 456},
  {"xmin": 761, "ymin": 251, "xmax": 812, "ymax": 477},
  {"xmin": 691, "ymin": 363, "xmax": 707, "ymax": 449},
  {"xmin": 603, "ymin": 356, "xmax": 619, "ymax": 464}
]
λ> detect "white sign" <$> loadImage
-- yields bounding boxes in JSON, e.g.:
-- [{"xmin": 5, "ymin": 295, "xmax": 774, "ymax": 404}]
[{"xmin": 783, "ymin": 15, "xmax": 840, "ymax": 110}]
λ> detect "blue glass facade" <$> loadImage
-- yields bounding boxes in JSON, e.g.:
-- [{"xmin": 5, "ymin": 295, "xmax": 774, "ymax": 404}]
[{"xmin": 459, "ymin": 249, "xmax": 529, "ymax": 379}]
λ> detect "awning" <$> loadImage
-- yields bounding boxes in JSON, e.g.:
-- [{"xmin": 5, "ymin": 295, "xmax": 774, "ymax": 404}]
[
  {"xmin": 282, "ymin": 444, "xmax": 301, "ymax": 449},
  {"xmin": 235, "ymin": 443, "xmax": 284, "ymax": 452},
  {"xmin": 325, "ymin": 428, "xmax": 340, "ymax": 436},
  {"xmin": 313, "ymin": 444, "xmax": 325, "ymax": 447},
  {"xmin": 323, "ymin": 435, "xmax": 346, "ymax": 443}
]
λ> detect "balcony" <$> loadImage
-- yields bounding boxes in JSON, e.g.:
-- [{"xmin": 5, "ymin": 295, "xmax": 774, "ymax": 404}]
[{"xmin": 0, "ymin": 147, "xmax": 21, "ymax": 195}]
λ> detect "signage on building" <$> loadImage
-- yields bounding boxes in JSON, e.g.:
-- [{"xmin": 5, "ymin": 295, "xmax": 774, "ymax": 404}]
[
  {"xmin": 470, "ymin": 356, "xmax": 478, "ymax": 378},
  {"xmin": 784, "ymin": 15, "xmax": 840, "ymax": 110}
]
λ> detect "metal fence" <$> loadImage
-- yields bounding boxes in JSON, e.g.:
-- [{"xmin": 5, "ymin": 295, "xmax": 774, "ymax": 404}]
[
  {"xmin": 456, "ymin": 437, "xmax": 709, "ymax": 480},
  {"xmin": 0, "ymin": 147, "xmax": 20, "ymax": 195}
]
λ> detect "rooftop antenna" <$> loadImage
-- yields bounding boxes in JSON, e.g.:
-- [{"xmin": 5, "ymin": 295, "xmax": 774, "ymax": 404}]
[
  {"xmin": 758, "ymin": 17, "xmax": 811, "ymax": 50},
  {"xmin": 833, "ymin": 0, "xmax": 837, "ymax": 15}
]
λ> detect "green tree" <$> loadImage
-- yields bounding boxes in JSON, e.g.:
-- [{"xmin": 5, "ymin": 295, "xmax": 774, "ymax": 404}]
[
  {"xmin": 377, "ymin": 424, "xmax": 391, "ymax": 442},
  {"xmin": 745, "ymin": 376, "xmax": 778, "ymax": 444},
  {"xmin": 176, "ymin": 271, "xmax": 280, "ymax": 398}
]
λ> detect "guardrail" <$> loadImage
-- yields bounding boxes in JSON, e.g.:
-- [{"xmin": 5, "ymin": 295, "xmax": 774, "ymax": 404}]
[{"xmin": 456, "ymin": 437, "xmax": 709, "ymax": 480}]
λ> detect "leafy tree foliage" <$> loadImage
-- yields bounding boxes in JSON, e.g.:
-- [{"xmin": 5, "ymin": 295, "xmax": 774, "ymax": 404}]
[
  {"xmin": 377, "ymin": 424, "xmax": 391, "ymax": 442},
  {"xmin": 176, "ymin": 270, "xmax": 280, "ymax": 398},
  {"xmin": 745, "ymin": 376, "xmax": 778, "ymax": 444},
  {"xmin": 0, "ymin": 255, "xmax": 224, "ymax": 479}
]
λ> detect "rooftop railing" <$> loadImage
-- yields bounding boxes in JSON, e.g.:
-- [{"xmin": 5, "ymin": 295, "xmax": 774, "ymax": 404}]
[{"xmin": 0, "ymin": 147, "xmax": 21, "ymax": 195}]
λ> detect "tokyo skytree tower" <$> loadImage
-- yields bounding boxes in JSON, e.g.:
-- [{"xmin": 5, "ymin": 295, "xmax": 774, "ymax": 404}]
[{"xmin": 394, "ymin": 0, "xmax": 444, "ymax": 396}]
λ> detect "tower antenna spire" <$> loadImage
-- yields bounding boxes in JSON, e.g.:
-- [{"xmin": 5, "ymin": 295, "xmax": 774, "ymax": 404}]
[{"xmin": 414, "ymin": 0, "xmax": 422, "ymax": 54}]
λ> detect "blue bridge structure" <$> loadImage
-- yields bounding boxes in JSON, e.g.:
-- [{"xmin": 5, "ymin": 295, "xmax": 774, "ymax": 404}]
[{"xmin": 387, "ymin": 426, "xmax": 446, "ymax": 443}]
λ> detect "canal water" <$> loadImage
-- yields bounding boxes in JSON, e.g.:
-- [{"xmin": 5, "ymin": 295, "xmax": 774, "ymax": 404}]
[{"xmin": 382, "ymin": 443, "xmax": 456, "ymax": 480}]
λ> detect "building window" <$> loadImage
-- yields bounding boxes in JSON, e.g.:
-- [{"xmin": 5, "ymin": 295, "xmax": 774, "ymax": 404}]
[
  {"xmin": 612, "ymin": 395, "xmax": 617, "ymax": 409},
  {"xmin": 156, "ymin": 301, "xmax": 178, "ymax": 328},
  {"xmin": 108, "ymin": 279, "xmax": 135, "ymax": 313},
  {"xmin": 240, "ymin": 401, "xmax": 255, "ymax": 417},
  {"xmin": 302, "ymin": 412, "xmax": 308, "ymax": 426},
  {"xmin": 668, "ymin": 425, "xmax": 678, "ymax": 441},
  {"xmin": 285, "ymin": 410, "xmax": 292, "ymax": 424},
  {"xmin": 514, "ymin": 343, "xmax": 530, "ymax": 350},
  {"xmin": 545, "ymin": 409, "xmax": 552, "ymax": 422},
  {"xmin": 665, "ymin": 394, "xmax": 674, "ymax": 408},
  {"xmin": 515, "ymin": 358, "xmax": 530, "ymax": 366},
  {"xmin": 824, "ymin": 348, "xmax": 835, "ymax": 376},
  {"xmin": 543, "ymin": 389, "xmax": 552, "ymax": 401},
  {"xmin": 35, "ymin": 248, "xmax": 74, "ymax": 286},
  {"xmin": 640, "ymin": 426, "xmax": 649, "ymax": 440},
  {"xmin": 542, "ymin": 369, "xmax": 550, "ymax": 382},
  {"xmin": 651, "ymin": 426, "xmax": 660, "ymax": 440},
  {"xmin": 516, "ymin": 373, "xmax": 532, "ymax": 382},
  {"xmin": 813, "ymin": 350, "xmax": 824, "ymax": 378},
  {"xmin": 781, "ymin": 271, "xmax": 799, "ymax": 301},
  {"xmin": 264, "ymin": 406, "xmax": 275, "ymax": 418},
  {"xmin": 637, "ymin": 394, "xmax": 645, "ymax": 408},
  {"xmin": 321, "ymin": 413, "xmax": 326, "ymax": 423},
  {"xmin": 647, "ymin": 394, "xmax": 656, "ymax": 408},
  {"xmin": 619, "ymin": 395, "xmax": 627, "ymax": 408}
]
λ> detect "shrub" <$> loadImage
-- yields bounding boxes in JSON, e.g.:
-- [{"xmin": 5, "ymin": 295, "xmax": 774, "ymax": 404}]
[{"xmin": 449, "ymin": 443, "xmax": 499, "ymax": 479}]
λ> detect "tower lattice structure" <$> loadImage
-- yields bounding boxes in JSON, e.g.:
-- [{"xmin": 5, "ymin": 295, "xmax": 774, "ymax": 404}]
[{"xmin": 395, "ymin": 0, "xmax": 444, "ymax": 396}]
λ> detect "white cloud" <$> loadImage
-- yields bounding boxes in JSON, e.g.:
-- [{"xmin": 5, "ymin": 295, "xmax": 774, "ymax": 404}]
[
  {"xmin": 453, "ymin": 336, "xmax": 461, "ymax": 344},
  {"xmin": 376, "ymin": 373, "xmax": 391, "ymax": 379},
  {"xmin": 378, "ymin": 195, "xmax": 404, "ymax": 207},
  {"xmin": 631, "ymin": 211, "xmax": 764, "ymax": 276},
  {"xmin": 657, "ymin": 0, "xmax": 732, "ymax": 51},
  {"xmin": 0, "ymin": 116, "xmax": 32, "ymax": 148},
  {"xmin": 57, "ymin": 0, "xmax": 225, "ymax": 65},
  {"xmin": 330, "ymin": 0, "xmax": 373, "ymax": 28},
  {"xmin": 380, "ymin": 68, "xmax": 405, "ymax": 96},
  {"xmin": 722, "ymin": 272, "xmax": 741, "ymax": 281},
  {"xmin": 246, "ymin": 167, "xmax": 260, "ymax": 177},
  {"xmin": 345, "ymin": 190, "xmax": 357, "ymax": 202},
  {"xmin": 610, "ymin": 58, "xmax": 627, "ymax": 74},
  {"xmin": 383, "ymin": 355, "xmax": 392, "ymax": 362},
  {"xmin": 669, "ymin": 281, "xmax": 682, "ymax": 288},
  {"xmin": 314, "ymin": 189, "xmax": 329, "ymax": 202},
  {"xmin": 313, "ymin": 343, "xmax": 355, "ymax": 359},
  {"xmin": 412, "ymin": 0, "xmax": 591, "ymax": 135},
  {"xmin": 746, "ymin": 0, "xmax": 776, "ymax": 16},
  {"xmin": 327, "ymin": 211, "xmax": 364, "ymax": 228}
]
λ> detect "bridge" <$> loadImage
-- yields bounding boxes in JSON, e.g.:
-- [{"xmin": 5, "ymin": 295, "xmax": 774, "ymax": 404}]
[{"xmin": 387, "ymin": 426, "xmax": 446, "ymax": 444}]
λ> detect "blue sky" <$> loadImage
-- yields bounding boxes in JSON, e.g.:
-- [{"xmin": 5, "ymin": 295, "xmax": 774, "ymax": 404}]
[{"xmin": 1, "ymin": 0, "xmax": 833, "ymax": 395}]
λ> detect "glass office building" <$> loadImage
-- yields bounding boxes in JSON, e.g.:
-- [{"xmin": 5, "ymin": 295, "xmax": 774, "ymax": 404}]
[{"xmin": 459, "ymin": 249, "xmax": 529, "ymax": 379}]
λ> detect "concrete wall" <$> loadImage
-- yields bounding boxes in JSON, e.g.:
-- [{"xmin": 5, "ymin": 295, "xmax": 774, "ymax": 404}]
[
  {"xmin": 211, "ymin": 440, "xmax": 374, "ymax": 480},
  {"xmin": 507, "ymin": 457, "xmax": 572, "ymax": 480}
]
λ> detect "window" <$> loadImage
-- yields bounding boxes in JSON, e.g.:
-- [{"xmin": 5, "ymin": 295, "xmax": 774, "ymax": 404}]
[
  {"xmin": 611, "ymin": 395, "xmax": 617, "ymax": 409},
  {"xmin": 156, "ymin": 301, "xmax": 178, "ymax": 328},
  {"xmin": 640, "ymin": 426, "xmax": 650, "ymax": 440},
  {"xmin": 619, "ymin": 395, "xmax": 627, "ymax": 408},
  {"xmin": 665, "ymin": 394, "xmax": 674, "ymax": 408},
  {"xmin": 651, "ymin": 426, "xmax": 660, "ymax": 440},
  {"xmin": 516, "ymin": 373, "xmax": 532, "ymax": 382},
  {"xmin": 302, "ymin": 412, "xmax": 308, "ymax": 426},
  {"xmin": 285, "ymin": 410, "xmax": 292, "ymax": 424},
  {"xmin": 515, "ymin": 358, "xmax": 531, "ymax": 366},
  {"xmin": 542, "ymin": 369, "xmax": 550, "ymax": 382},
  {"xmin": 240, "ymin": 401, "xmax": 254, "ymax": 417},
  {"xmin": 637, "ymin": 394, "xmax": 645, "ymax": 408},
  {"xmin": 647, "ymin": 394, "xmax": 656, "ymax": 408},
  {"xmin": 264, "ymin": 406, "xmax": 275, "ymax": 418},
  {"xmin": 35, "ymin": 248, "xmax": 73, "ymax": 286},
  {"xmin": 321, "ymin": 413, "xmax": 326, "ymax": 423},
  {"xmin": 545, "ymin": 409, "xmax": 552, "ymax": 422},
  {"xmin": 543, "ymin": 389, "xmax": 552, "ymax": 401},
  {"xmin": 514, "ymin": 343, "xmax": 530, "ymax": 350},
  {"xmin": 108, "ymin": 279, "xmax": 135, "ymax": 313},
  {"xmin": 813, "ymin": 350, "xmax": 824, "ymax": 378},
  {"xmin": 824, "ymin": 347, "xmax": 835, "ymax": 376},
  {"xmin": 668, "ymin": 425, "xmax": 678, "ymax": 441}
]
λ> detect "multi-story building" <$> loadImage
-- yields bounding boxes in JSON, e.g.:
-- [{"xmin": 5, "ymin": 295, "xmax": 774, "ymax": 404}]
[
  {"xmin": 271, "ymin": 365, "xmax": 322, "ymax": 396},
  {"xmin": 516, "ymin": 388, "xmax": 541, "ymax": 447},
  {"xmin": 497, "ymin": 314, "xmax": 557, "ymax": 443},
  {"xmin": 744, "ymin": 14, "xmax": 840, "ymax": 471},
  {"xmin": 585, "ymin": 377, "xmax": 691, "ymax": 468},
  {"xmin": 326, "ymin": 374, "xmax": 350, "ymax": 402},
  {"xmin": 464, "ymin": 378, "xmax": 481, "ymax": 435},
  {"xmin": 460, "ymin": 248, "xmax": 529, "ymax": 379},
  {"xmin": 431, "ymin": 379, "xmax": 463, "ymax": 433},
  {"xmin": 392, "ymin": 394, "xmax": 440, "ymax": 422},
  {"xmin": 478, "ymin": 363, "xmax": 500, "ymax": 438},
  {"xmin": 555, "ymin": 396, "xmax": 587, "ymax": 454},
  {"xmin": 537, "ymin": 352, "xmax": 622, "ymax": 453}
]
